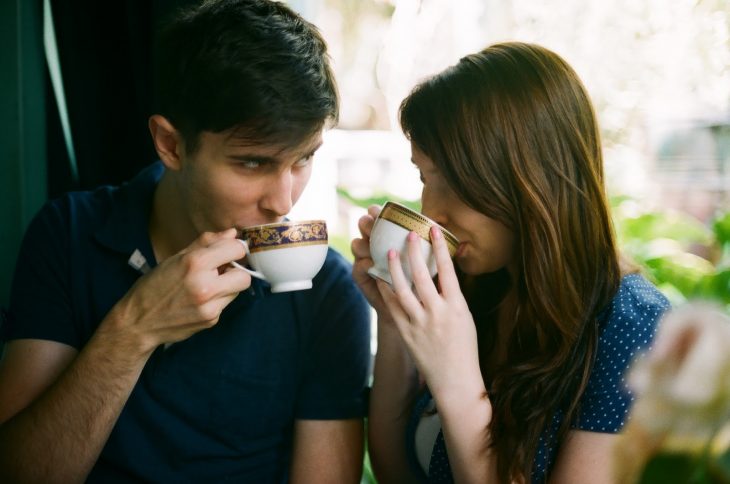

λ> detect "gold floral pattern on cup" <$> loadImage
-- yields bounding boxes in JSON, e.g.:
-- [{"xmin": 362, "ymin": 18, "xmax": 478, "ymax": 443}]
[
  {"xmin": 379, "ymin": 202, "xmax": 459, "ymax": 256},
  {"xmin": 240, "ymin": 220, "xmax": 328, "ymax": 253}
]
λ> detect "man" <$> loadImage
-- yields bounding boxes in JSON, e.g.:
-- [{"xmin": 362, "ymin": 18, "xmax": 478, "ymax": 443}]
[{"xmin": 0, "ymin": 1, "xmax": 371, "ymax": 482}]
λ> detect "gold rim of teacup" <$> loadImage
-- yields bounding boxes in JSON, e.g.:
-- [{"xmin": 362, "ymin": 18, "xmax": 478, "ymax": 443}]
[{"xmin": 379, "ymin": 202, "xmax": 459, "ymax": 256}]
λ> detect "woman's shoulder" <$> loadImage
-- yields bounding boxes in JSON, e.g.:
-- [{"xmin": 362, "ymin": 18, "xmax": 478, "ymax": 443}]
[
  {"xmin": 574, "ymin": 274, "xmax": 672, "ymax": 429},
  {"xmin": 600, "ymin": 273, "xmax": 671, "ymax": 331},
  {"xmin": 591, "ymin": 273, "xmax": 671, "ymax": 372}
]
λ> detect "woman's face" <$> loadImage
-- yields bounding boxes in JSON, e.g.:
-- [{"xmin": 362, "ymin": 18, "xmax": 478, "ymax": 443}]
[{"xmin": 411, "ymin": 142, "xmax": 516, "ymax": 276}]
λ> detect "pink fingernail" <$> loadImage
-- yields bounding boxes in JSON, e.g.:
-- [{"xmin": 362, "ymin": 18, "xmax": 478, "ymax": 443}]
[
  {"xmin": 432, "ymin": 227, "xmax": 442, "ymax": 239},
  {"xmin": 408, "ymin": 231, "xmax": 417, "ymax": 241},
  {"xmin": 388, "ymin": 249, "xmax": 397, "ymax": 260}
]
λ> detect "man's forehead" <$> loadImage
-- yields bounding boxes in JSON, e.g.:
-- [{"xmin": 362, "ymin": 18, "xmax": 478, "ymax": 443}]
[{"xmin": 224, "ymin": 130, "xmax": 323, "ymax": 157}]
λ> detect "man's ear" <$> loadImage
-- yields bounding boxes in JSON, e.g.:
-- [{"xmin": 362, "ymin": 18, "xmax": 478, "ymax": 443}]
[{"xmin": 149, "ymin": 114, "xmax": 184, "ymax": 171}]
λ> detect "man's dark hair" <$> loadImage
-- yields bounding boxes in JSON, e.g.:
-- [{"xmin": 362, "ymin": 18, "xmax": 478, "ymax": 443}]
[{"xmin": 155, "ymin": 0, "xmax": 339, "ymax": 152}]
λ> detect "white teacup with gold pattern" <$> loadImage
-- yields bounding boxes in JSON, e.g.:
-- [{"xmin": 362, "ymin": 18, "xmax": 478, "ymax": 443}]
[
  {"xmin": 367, "ymin": 202, "xmax": 459, "ymax": 285},
  {"xmin": 231, "ymin": 220, "xmax": 328, "ymax": 293}
]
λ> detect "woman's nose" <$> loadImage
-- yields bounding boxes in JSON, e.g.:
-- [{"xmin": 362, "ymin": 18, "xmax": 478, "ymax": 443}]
[{"xmin": 420, "ymin": 190, "xmax": 446, "ymax": 226}]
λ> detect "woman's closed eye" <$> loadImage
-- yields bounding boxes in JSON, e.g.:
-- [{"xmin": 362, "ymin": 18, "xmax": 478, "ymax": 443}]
[{"xmin": 414, "ymin": 166, "xmax": 425, "ymax": 183}]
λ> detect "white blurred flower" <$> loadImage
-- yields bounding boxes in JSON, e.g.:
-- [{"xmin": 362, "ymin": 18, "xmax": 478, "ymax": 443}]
[
  {"xmin": 614, "ymin": 303, "xmax": 730, "ymax": 483},
  {"xmin": 627, "ymin": 303, "xmax": 730, "ymax": 444}
]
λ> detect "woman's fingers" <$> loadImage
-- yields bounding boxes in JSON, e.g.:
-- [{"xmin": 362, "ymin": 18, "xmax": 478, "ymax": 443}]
[
  {"xmin": 357, "ymin": 215, "xmax": 373, "ymax": 238},
  {"xmin": 375, "ymin": 278, "xmax": 417, "ymax": 344},
  {"xmin": 367, "ymin": 204, "xmax": 382, "ymax": 219},
  {"xmin": 376, "ymin": 278, "xmax": 409, "ymax": 323},
  {"xmin": 430, "ymin": 226, "xmax": 460, "ymax": 297},
  {"xmin": 387, "ymin": 248, "xmax": 425, "ymax": 320},
  {"xmin": 351, "ymin": 237, "xmax": 371, "ymax": 260},
  {"xmin": 406, "ymin": 231, "xmax": 440, "ymax": 303}
]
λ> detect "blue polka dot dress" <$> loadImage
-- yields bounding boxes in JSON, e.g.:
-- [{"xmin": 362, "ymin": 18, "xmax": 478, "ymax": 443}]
[{"xmin": 405, "ymin": 273, "xmax": 671, "ymax": 483}]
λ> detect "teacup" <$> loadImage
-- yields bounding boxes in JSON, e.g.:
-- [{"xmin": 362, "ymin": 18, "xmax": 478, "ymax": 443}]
[
  {"xmin": 367, "ymin": 201, "xmax": 459, "ymax": 285},
  {"xmin": 231, "ymin": 220, "xmax": 328, "ymax": 293}
]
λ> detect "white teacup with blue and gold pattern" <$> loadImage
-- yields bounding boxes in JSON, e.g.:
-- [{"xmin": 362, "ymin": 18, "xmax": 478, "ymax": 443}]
[{"xmin": 231, "ymin": 220, "xmax": 328, "ymax": 293}]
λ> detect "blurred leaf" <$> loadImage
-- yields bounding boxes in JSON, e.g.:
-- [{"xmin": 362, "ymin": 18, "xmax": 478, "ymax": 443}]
[
  {"xmin": 617, "ymin": 211, "xmax": 713, "ymax": 247},
  {"xmin": 336, "ymin": 186, "xmax": 420, "ymax": 211},
  {"xmin": 330, "ymin": 235, "xmax": 354, "ymax": 262},
  {"xmin": 655, "ymin": 282, "xmax": 688, "ymax": 306},
  {"xmin": 713, "ymin": 213, "xmax": 730, "ymax": 248},
  {"xmin": 642, "ymin": 248, "xmax": 714, "ymax": 297},
  {"xmin": 710, "ymin": 447, "xmax": 730, "ymax": 483},
  {"xmin": 696, "ymin": 270, "xmax": 730, "ymax": 305},
  {"xmin": 612, "ymin": 201, "xmax": 730, "ymax": 304},
  {"xmin": 361, "ymin": 419, "xmax": 377, "ymax": 484},
  {"xmin": 361, "ymin": 450, "xmax": 376, "ymax": 484},
  {"xmin": 637, "ymin": 453, "xmax": 698, "ymax": 483},
  {"xmin": 610, "ymin": 194, "xmax": 635, "ymax": 208}
]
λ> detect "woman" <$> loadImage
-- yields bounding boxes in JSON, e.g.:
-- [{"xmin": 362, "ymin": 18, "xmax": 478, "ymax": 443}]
[{"xmin": 351, "ymin": 42, "xmax": 671, "ymax": 483}]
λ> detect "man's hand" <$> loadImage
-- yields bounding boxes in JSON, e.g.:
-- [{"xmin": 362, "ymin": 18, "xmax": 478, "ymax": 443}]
[{"xmin": 105, "ymin": 228, "xmax": 253, "ymax": 354}]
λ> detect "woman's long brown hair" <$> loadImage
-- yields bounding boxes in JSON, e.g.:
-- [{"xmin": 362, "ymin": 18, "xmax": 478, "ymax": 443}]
[{"xmin": 399, "ymin": 42, "xmax": 622, "ymax": 482}]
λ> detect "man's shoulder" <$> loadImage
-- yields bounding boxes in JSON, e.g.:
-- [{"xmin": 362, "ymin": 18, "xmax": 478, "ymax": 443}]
[
  {"xmin": 25, "ymin": 185, "xmax": 118, "ymax": 243},
  {"xmin": 304, "ymin": 248, "xmax": 369, "ymax": 314},
  {"xmin": 311, "ymin": 248, "xmax": 353, "ymax": 287},
  {"xmin": 321, "ymin": 247, "xmax": 352, "ymax": 273},
  {"xmin": 31, "ymin": 162, "xmax": 162, "ymax": 237}
]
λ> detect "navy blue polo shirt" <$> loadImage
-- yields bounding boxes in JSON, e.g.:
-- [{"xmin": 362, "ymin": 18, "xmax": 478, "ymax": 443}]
[{"xmin": 7, "ymin": 162, "xmax": 372, "ymax": 482}]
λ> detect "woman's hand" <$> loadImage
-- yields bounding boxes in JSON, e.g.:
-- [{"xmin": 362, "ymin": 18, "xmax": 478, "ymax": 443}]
[{"xmin": 376, "ymin": 226, "xmax": 486, "ymax": 408}]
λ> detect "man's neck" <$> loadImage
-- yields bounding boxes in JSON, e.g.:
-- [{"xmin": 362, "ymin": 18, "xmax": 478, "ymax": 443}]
[{"xmin": 149, "ymin": 173, "xmax": 196, "ymax": 263}]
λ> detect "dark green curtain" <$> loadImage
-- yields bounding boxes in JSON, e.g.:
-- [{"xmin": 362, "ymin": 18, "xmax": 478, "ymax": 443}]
[{"xmin": 47, "ymin": 0, "xmax": 195, "ymax": 197}]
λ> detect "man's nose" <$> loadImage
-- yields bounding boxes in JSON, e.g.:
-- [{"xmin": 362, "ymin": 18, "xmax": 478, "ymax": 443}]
[{"xmin": 261, "ymin": 170, "xmax": 294, "ymax": 216}]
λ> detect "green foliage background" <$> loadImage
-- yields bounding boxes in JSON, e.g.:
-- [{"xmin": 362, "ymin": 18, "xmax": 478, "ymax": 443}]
[{"xmin": 613, "ymin": 197, "xmax": 730, "ymax": 310}]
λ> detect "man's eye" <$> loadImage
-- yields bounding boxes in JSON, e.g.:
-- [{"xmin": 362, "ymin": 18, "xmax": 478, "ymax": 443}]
[
  {"xmin": 239, "ymin": 160, "xmax": 261, "ymax": 169},
  {"xmin": 295, "ymin": 154, "xmax": 314, "ymax": 167}
]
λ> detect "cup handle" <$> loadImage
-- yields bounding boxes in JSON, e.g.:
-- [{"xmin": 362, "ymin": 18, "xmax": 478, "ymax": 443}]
[{"xmin": 230, "ymin": 239, "xmax": 267, "ymax": 281}]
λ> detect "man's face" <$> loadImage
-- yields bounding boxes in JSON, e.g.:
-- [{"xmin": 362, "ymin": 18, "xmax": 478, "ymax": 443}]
[{"xmin": 174, "ymin": 129, "xmax": 323, "ymax": 235}]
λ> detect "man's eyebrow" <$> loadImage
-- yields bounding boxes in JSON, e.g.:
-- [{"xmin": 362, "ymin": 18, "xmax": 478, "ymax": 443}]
[
  {"xmin": 228, "ymin": 140, "xmax": 323, "ymax": 163},
  {"xmin": 299, "ymin": 141, "xmax": 323, "ymax": 158},
  {"xmin": 229, "ymin": 154, "xmax": 278, "ymax": 164}
]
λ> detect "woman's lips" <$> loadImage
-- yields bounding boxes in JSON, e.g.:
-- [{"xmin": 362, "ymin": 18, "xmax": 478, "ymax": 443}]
[{"xmin": 455, "ymin": 242, "xmax": 467, "ymax": 258}]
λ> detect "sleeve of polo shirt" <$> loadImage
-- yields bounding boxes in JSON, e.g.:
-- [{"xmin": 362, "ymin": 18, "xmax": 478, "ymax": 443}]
[
  {"xmin": 295, "ymin": 252, "xmax": 372, "ymax": 420},
  {"xmin": 6, "ymin": 198, "xmax": 80, "ymax": 347}
]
